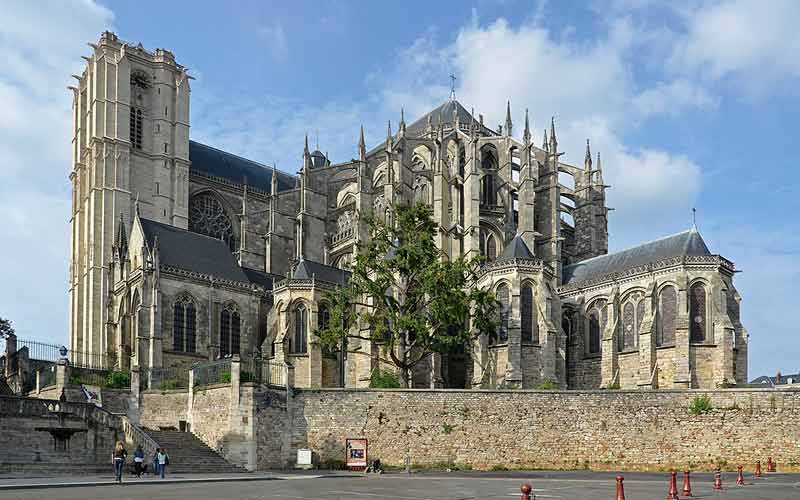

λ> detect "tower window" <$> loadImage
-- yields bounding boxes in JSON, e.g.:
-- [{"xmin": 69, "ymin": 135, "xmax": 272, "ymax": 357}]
[{"xmin": 130, "ymin": 107, "xmax": 143, "ymax": 150}]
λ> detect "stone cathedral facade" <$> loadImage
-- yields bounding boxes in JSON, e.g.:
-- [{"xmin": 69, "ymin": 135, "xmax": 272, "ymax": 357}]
[{"xmin": 68, "ymin": 32, "xmax": 748, "ymax": 390}]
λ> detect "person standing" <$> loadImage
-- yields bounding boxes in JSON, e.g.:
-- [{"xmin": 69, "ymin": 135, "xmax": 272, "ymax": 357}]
[
  {"xmin": 133, "ymin": 445, "xmax": 144, "ymax": 478},
  {"xmin": 157, "ymin": 448, "xmax": 170, "ymax": 479},
  {"xmin": 112, "ymin": 441, "xmax": 127, "ymax": 483},
  {"xmin": 152, "ymin": 447, "xmax": 161, "ymax": 478}
]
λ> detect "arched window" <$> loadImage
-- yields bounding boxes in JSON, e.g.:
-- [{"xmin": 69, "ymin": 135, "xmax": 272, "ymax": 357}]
[
  {"xmin": 690, "ymin": 282, "xmax": 708, "ymax": 343},
  {"xmin": 458, "ymin": 145, "xmax": 465, "ymax": 177},
  {"xmin": 621, "ymin": 302, "xmax": 635, "ymax": 351},
  {"xmin": 496, "ymin": 285, "xmax": 509, "ymax": 343},
  {"xmin": 658, "ymin": 286, "xmax": 677, "ymax": 346},
  {"xmin": 521, "ymin": 284, "xmax": 537, "ymax": 343},
  {"xmin": 486, "ymin": 234, "xmax": 497, "ymax": 262},
  {"xmin": 219, "ymin": 305, "xmax": 240, "ymax": 357},
  {"xmin": 481, "ymin": 175, "xmax": 496, "ymax": 206},
  {"xmin": 189, "ymin": 193, "xmax": 237, "ymax": 252},
  {"xmin": 511, "ymin": 191, "xmax": 519, "ymax": 226},
  {"xmin": 588, "ymin": 311, "xmax": 601, "ymax": 355},
  {"xmin": 318, "ymin": 304, "xmax": 330, "ymax": 332},
  {"xmin": 293, "ymin": 304, "xmax": 308, "ymax": 354},
  {"xmin": 510, "ymin": 147, "xmax": 521, "ymax": 183},
  {"xmin": 172, "ymin": 297, "xmax": 197, "ymax": 353}
]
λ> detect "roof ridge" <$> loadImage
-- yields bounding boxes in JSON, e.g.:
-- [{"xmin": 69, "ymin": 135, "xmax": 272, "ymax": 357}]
[
  {"xmin": 140, "ymin": 217, "xmax": 237, "ymax": 246},
  {"xmin": 564, "ymin": 228, "xmax": 701, "ymax": 268}
]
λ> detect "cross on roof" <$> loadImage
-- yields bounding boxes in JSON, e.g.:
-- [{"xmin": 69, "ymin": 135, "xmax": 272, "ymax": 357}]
[{"xmin": 449, "ymin": 73, "xmax": 457, "ymax": 100}]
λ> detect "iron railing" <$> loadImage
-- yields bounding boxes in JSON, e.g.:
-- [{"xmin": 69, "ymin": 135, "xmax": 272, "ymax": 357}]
[
  {"xmin": 192, "ymin": 359, "xmax": 231, "ymax": 387},
  {"xmin": 3, "ymin": 338, "xmax": 113, "ymax": 370},
  {"xmin": 239, "ymin": 357, "xmax": 286, "ymax": 387},
  {"xmin": 149, "ymin": 367, "xmax": 190, "ymax": 390}
]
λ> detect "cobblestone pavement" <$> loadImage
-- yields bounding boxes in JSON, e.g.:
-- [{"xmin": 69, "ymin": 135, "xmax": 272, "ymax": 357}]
[{"xmin": 0, "ymin": 471, "xmax": 798, "ymax": 499}]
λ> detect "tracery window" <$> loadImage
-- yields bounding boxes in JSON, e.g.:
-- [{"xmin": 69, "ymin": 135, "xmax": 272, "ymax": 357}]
[
  {"xmin": 521, "ymin": 284, "xmax": 537, "ymax": 344},
  {"xmin": 622, "ymin": 302, "xmax": 636, "ymax": 351},
  {"xmin": 189, "ymin": 194, "xmax": 237, "ymax": 252},
  {"xmin": 318, "ymin": 304, "xmax": 330, "ymax": 332},
  {"xmin": 588, "ymin": 311, "xmax": 601, "ymax": 355},
  {"xmin": 486, "ymin": 234, "xmax": 497, "ymax": 262},
  {"xmin": 658, "ymin": 286, "xmax": 677, "ymax": 346},
  {"xmin": 292, "ymin": 303, "xmax": 308, "ymax": 354},
  {"xmin": 512, "ymin": 191, "xmax": 519, "ymax": 226},
  {"xmin": 172, "ymin": 296, "xmax": 197, "ymax": 353},
  {"xmin": 496, "ymin": 284, "xmax": 510, "ymax": 344},
  {"xmin": 690, "ymin": 282, "xmax": 708, "ymax": 343},
  {"xmin": 130, "ymin": 107, "xmax": 143, "ymax": 150},
  {"xmin": 481, "ymin": 174, "xmax": 496, "ymax": 206},
  {"xmin": 219, "ymin": 305, "xmax": 240, "ymax": 357}
]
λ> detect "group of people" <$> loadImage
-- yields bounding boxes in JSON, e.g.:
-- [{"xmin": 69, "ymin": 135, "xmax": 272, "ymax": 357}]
[{"xmin": 112, "ymin": 441, "xmax": 170, "ymax": 483}]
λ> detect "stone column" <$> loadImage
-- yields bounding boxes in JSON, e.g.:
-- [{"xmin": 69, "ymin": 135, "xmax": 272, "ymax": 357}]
[
  {"xmin": 187, "ymin": 367, "xmax": 195, "ymax": 431},
  {"xmin": 129, "ymin": 366, "xmax": 140, "ymax": 423},
  {"xmin": 505, "ymin": 278, "xmax": 523, "ymax": 387},
  {"xmin": 673, "ymin": 273, "xmax": 691, "ymax": 388},
  {"xmin": 55, "ymin": 359, "xmax": 70, "ymax": 396},
  {"xmin": 637, "ymin": 280, "xmax": 658, "ymax": 389},
  {"xmin": 231, "ymin": 354, "xmax": 241, "ymax": 408},
  {"xmin": 600, "ymin": 287, "xmax": 620, "ymax": 388}
]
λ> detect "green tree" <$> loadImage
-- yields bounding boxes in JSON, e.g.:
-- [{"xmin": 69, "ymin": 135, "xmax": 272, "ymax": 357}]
[
  {"xmin": 317, "ymin": 203, "xmax": 497, "ymax": 387},
  {"xmin": 0, "ymin": 317, "xmax": 14, "ymax": 338}
]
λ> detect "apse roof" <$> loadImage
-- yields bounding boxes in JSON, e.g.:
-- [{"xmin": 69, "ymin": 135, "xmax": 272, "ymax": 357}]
[
  {"xmin": 562, "ymin": 228, "xmax": 711, "ymax": 285},
  {"xmin": 189, "ymin": 140, "xmax": 296, "ymax": 193},
  {"xmin": 499, "ymin": 234, "xmax": 535, "ymax": 260},
  {"xmin": 293, "ymin": 259, "xmax": 351, "ymax": 285},
  {"xmin": 139, "ymin": 218, "xmax": 249, "ymax": 283}
]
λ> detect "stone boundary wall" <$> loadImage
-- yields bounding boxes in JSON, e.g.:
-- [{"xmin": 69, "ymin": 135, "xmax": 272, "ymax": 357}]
[
  {"xmin": 280, "ymin": 388, "xmax": 800, "ymax": 471},
  {"xmin": 190, "ymin": 384, "xmax": 232, "ymax": 453},
  {"xmin": 139, "ymin": 390, "xmax": 189, "ymax": 429}
]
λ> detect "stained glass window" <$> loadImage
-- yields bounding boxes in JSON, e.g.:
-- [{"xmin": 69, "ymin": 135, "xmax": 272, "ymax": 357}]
[
  {"xmin": 690, "ymin": 282, "xmax": 707, "ymax": 343},
  {"xmin": 521, "ymin": 285, "xmax": 537, "ymax": 343},
  {"xmin": 293, "ymin": 304, "xmax": 308, "ymax": 354},
  {"xmin": 189, "ymin": 194, "xmax": 237, "ymax": 252},
  {"xmin": 622, "ymin": 302, "xmax": 635, "ymax": 351},
  {"xmin": 496, "ymin": 285, "xmax": 509, "ymax": 343},
  {"xmin": 589, "ymin": 311, "xmax": 601, "ymax": 355},
  {"xmin": 658, "ymin": 286, "xmax": 677, "ymax": 346}
]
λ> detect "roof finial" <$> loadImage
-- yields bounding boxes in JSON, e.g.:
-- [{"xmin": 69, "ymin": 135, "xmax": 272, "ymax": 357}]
[
  {"xmin": 358, "ymin": 125, "xmax": 366, "ymax": 161},
  {"xmin": 523, "ymin": 108, "xmax": 531, "ymax": 144},
  {"xmin": 584, "ymin": 139, "xmax": 592, "ymax": 170},
  {"xmin": 549, "ymin": 116, "xmax": 557, "ymax": 152},
  {"xmin": 504, "ymin": 101, "xmax": 512, "ymax": 137},
  {"xmin": 542, "ymin": 129, "xmax": 549, "ymax": 152},
  {"xmin": 449, "ymin": 73, "xmax": 457, "ymax": 100},
  {"xmin": 399, "ymin": 107, "xmax": 406, "ymax": 135},
  {"xmin": 692, "ymin": 207, "xmax": 697, "ymax": 229}
]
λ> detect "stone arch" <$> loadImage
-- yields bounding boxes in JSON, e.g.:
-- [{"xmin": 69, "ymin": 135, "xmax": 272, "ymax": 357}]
[
  {"xmin": 188, "ymin": 188, "xmax": 239, "ymax": 252},
  {"xmin": 220, "ymin": 301, "xmax": 241, "ymax": 357},
  {"xmin": 336, "ymin": 182, "xmax": 358, "ymax": 207},
  {"xmin": 494, "ymin": 282, "xmax": 511, "ymax": 345},
  {"xmin": 520, "ymin": 281, "xmax": 538, "ymax": 344},
  {"xmin": 411, "ymin": 144, "xmax": 433, "ymax": 171},
  {"xmin": 372, "ymin": 162, "xmax": 388, "ymax": 189},
  {"xmin": 657, "ymin": 283, "xmax": 678, "ymax": 346},
  {"xmin": 689, "ymin": 280, "xmax": 710, "ymax": 343}
]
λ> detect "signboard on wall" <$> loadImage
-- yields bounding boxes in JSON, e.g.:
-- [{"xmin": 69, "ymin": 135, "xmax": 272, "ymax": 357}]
[{"xmin": 345, "ymin": 438, "xmax": 368, "ymax": 470}]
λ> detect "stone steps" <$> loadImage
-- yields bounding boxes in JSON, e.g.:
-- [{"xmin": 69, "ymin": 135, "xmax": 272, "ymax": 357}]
[{"xmin": 144, "ymin": 430, "xmax": 247, "ymax": 474}]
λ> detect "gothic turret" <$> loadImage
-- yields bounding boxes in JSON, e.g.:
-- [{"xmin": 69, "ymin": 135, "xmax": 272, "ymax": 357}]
[
  {"xmin": 504, "ymin": 101, "xmax": 513, "ymax": 137},
  {"xmin": 358, "ymin": 125, "xmax": 366, "ymax": 161},
  {"xmin": 584, "ymin": 139, "xmax": 592, "ymax": 171},
  {"xmin": 523, "ymin": 108, "xmax": 531, "ymax": 145}
]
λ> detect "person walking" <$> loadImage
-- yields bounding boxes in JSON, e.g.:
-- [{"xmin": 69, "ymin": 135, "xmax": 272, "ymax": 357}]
[
  {"xmin": 112, "ymin": 441, "xmax": 127, "ymax": 483},
  {"xmin": 133, "ymin": 445, "xmax": 145, "ymax": 478},
  {"xmin": 152, "ymin": 447, "xmax": 161, "ymax": 478},
  {"xmin": 157, "ymin": 447, "xmax": 170, "ymax": 479}
]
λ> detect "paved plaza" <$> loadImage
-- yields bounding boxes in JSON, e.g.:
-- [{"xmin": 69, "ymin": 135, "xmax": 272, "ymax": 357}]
[{"xmin": 0, "ymin": 471, "xmax": 799, "ymax": 499}]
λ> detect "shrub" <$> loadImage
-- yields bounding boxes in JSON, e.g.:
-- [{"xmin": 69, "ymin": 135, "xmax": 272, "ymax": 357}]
[
  {"xmin": 536, "ymin": 379, "xmax": 558, "ymax": 390},
  {"xmin": 370, "ymin": 370, "xmax": 401, "ymax": 389},
  {"xmin": 159, "ymin": 379, "xmax": 179, "ymax": 391},
  {"xmin": 106, "ymin": 370, "xmax": 130, "ymax": 389},
  {"xmin": 220, "ymin": 371, "xmax": 232, "ymax": 384},
  {"xmin": 240, "ymin": 371, "xmax": 255, "ymax": 383},
  {"xmin": 442, "ymin": 423, "xmax": 454, "ymax": 435},
  {"xmin": 690, "ymin": 395, "xmax": 713, "ymax": 415}
]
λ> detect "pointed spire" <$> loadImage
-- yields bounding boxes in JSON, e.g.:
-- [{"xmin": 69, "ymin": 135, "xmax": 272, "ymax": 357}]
[
  {"xmin": 595, "ymin": 151, "xmax": 604, "ymax": 185},
  {"xmin": 358, "ymin": 125, "xmax": 366, "ymax": 161},
  {"xmin": 426, "ymin": 113, "xmax": 433, "ymax": 134},
  {"xmin": 271, "ymin": 163, "xmax": 278, "ymax": 196},
  {"xmin": 304, "ymin": 132, "xmax": 310, "ymax": 156},
  {"xmin": 523, "ymin": 108, "xmax": 531, "ymax": 144},
  {"xmin": 114, "ymin": 212, "xmax": 128, "ymax": 259},
  {"xmin": 549, "ymin": 116, "xmax": 557, "ymax": 152},
  {"xmin": 542, "ymin": 129, "xmax": 549, "ymax": 152},
  {"xmin": 584, "ymin": 139, "xmax": 592, "ymax": 170},
  {"xmin": 504, "ymin": 101, "xmax": 513, "ymax": 137},
  {"xmin": 386, "ymin": 120, "xmax": 393, "ymax": 151}
]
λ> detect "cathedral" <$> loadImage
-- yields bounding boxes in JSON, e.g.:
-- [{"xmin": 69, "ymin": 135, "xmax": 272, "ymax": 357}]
[{"xmin": 68, "ymin": 32, "xmax": 748, "ymax": 390}]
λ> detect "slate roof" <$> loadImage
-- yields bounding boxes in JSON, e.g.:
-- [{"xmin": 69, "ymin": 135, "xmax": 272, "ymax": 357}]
[
  {"xmin": 139, "ymin": 218, "xmax": 249, "ymax": 283},
  {"xmin": 750, "ymin": 373, "xmax": 800, "ymax": 386},
  {"xmin": 499, "ymin": 235, "xmax": 535, "ymax": 260},
  {"xmin": 293, "ymin": 259, "xmax": 351, "ymax": 285},
  {"xmin": 562, "ymin": 228, "xmax": 711, "ymax": 285},
  {"xmin": 189, "ymin": 140, "xmax": 296, "ymax": 192},
  {"xmin": 242, "ymin": 267, "xmax": 282, "ymax": 290}
]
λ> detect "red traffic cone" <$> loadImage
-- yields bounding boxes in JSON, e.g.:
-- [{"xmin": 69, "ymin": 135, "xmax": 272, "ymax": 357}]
[
  {"xmin": 713, "ymin": 470, "xmax": 723, "ymax": 491},
  {"xmin": 682, "ymin": 470, "xmax": 693, "ymax": 497},
  {"xmin": 736, "ymin": 465, "xmax": 745, "ymax": 485},
  {"xmin": 521, "ymin": 483, "xmax": 532, "ymax": 500},
  {"xmin": 666, "ymin": 470, "xmax": 679, "ymax": 500},
  {"xmin": 755, "ymin": 461, "xmax": 763, "ymax": 478},
  {"xmin": 767, "ymin": 457, "xmax": 776, "ymax": 473},
  {"xmin": 616, "ymin": 475, "xmax": 626, "ymax": 500}
]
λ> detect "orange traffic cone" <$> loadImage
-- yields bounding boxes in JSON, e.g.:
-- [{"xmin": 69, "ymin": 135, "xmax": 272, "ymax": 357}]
[
  {"xmin": 682, "ymin": 470, "xmax": 693, "ymax": 497},
  {"xmin": 616, "ymin": 475, "xmax": 626, "ymax": 500},
  {"xmin": 520, "ymin": 483, "xmax": 532, "ymax": 500},
  {"xmin": 755, "ymin": 461, "xmax": 763, "ymax": 478},
  {"xmin": 767, "ymin": 457, "xmax": 776, "ymax": 473},
  {"xmin": 713, "ymin": 470, "xmax": 723, "ymax": 491},
  {"xmin": 666, "ymin": 470, "xmax": 678, "ymax": 500},
  {"xmin": 736, "ymin": 465, "xmax": 745, "ymax": 486}
]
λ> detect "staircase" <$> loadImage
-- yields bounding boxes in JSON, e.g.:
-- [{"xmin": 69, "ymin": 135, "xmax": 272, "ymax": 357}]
[{"xmin": 144, "ymin": 430, "xmax": 248, "ymax": 474}]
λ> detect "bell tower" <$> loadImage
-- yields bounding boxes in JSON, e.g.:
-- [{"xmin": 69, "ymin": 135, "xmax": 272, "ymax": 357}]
[{"xmin": 68, "ymin": 32, "xmax": 190, "ymax": 361}]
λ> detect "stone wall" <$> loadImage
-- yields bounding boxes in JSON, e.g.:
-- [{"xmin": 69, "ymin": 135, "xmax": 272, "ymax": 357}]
[
  {"xmin": 190, "ymin": 384, "xmax": 231, "ymax": 451},
  {"xmin": 274, "ymin": 388, "xmax": 800, "ymax": 472},
  {"xmin": 139, "ymin": 390, "xmax": 188, "ymax": 429}
]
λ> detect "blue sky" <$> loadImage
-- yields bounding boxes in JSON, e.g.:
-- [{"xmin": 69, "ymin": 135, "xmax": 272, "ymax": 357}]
[{"xmin": 1, "ymin": 0, "xmax": 798, "ymax": 378}]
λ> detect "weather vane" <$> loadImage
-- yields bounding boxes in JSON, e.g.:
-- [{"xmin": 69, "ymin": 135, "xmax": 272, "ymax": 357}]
[{"xmin": 449, "ymin": 73, "xmax": 457, "ymax": 100}]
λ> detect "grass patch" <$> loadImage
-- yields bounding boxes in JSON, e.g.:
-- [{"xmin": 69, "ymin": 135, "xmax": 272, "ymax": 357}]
[{"xmin": 690, "ymin": 394, "xmax": 713, "ymax": 415}]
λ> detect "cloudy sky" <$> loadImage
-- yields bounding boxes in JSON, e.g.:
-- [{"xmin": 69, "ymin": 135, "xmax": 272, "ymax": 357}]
[{"xmin": 1, "ymin": 0, "xmax": 798, "ymax": 378}]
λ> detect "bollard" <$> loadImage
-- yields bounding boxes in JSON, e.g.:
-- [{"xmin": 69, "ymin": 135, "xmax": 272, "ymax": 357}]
[
  {"xmin": 682, "ymin": 470, "xmax": 693, "ymax": 497},
  {"xmin": 767, "ymin": 457, "xmax": 776, "ymax": 473},
  {"xmin": 713, "ymin": 469, "xmax": 723, "ymax": 491},
  {"xmin": 666, "ymin": 470, "xmax": 678, "ymax": 500},
  {"xmin": 755, "ymin": 461, "xmax": 763, "ymax": 478},
  {"xmin": 615, "ymin": 475, "xmax": 626, "ymax": 500},
  {"xmin": 736, "ymin": 465, "xmax": 745, "ymax": 485},
  {"xmin": 520, "ymin": 483, "xmax": 533, "ymax": 500}
]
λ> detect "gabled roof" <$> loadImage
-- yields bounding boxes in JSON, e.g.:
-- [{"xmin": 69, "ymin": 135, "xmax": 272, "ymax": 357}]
[
  {"xmin": 189, "ymin": 140, "xmax": 296, "ymax": 192},
  {"xmin": 293, "ymin": 259, "xmax": 351, "ymax": 285},
  {"xmin": 750, "ymin": 373, "xmax": 800, "ymax": 385},
  {"xmin": 499, "ymin": 234, "xmax": 535, "ymax": 260},
  {"xmin": 139, "ymin": 218, "xmax": 248, "ymax": 283},
  {"xmin": 562, "ymin": 228, "xmax": 711, "ymax": 285},
  {"xmin": 404, "ymin": 100, "xmax": 496, "ymax": 138},
  {"xmin": 242, "ymin": 267, "xmax": 282, "ymax": 290}
]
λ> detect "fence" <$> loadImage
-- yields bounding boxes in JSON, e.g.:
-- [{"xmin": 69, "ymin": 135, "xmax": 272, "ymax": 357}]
[
  {"xmin": 192, "ymin": 359, "xmax": 232, "ymax": 387},
  {"xmin": 240, "ymin": 357, "xmax": 286, "ymax": 387},
  {"xmin": 4, "ymin": 338, "xmax": 113, "ymax": 369},
  {"xmin": 149, "ymin": 366, "xmax": 190, "ymax": 390},
  {"xmin": 69, "ymin": 368, "xmax": 131, "ymax": 389}
]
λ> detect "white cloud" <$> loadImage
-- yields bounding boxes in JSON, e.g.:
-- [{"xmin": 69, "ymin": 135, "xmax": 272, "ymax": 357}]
[
  {"xmin": 669, "ymin": 0, "xmax": 800, "ymax": 93},
  {"xmin": 257, "ymin": 24, "xmax": 289, "ymax": 61},
  {"xmin": 0, "ymin": 0, "xmax": 113, "ymax": 342}
]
